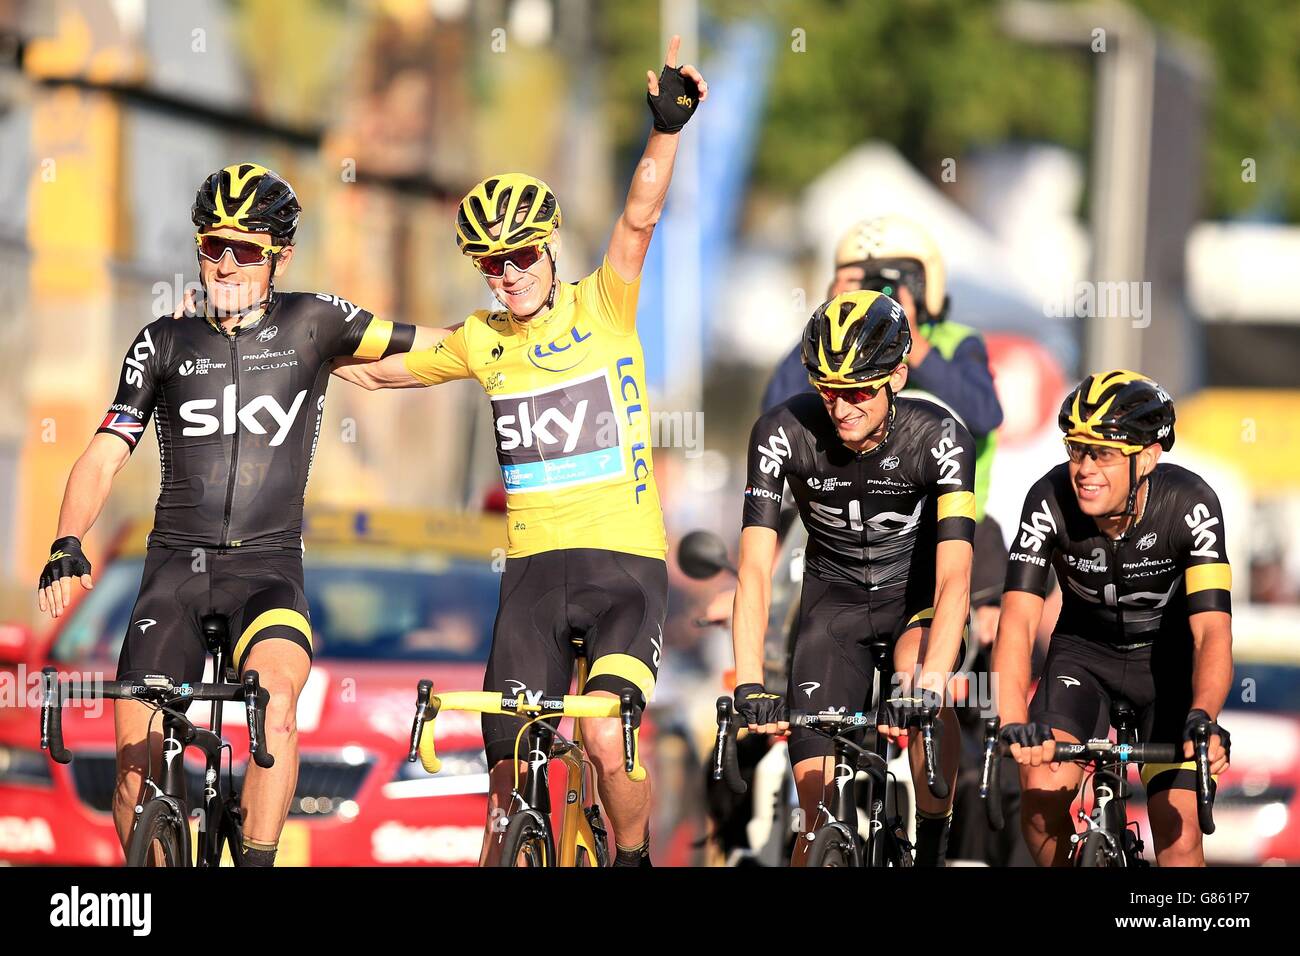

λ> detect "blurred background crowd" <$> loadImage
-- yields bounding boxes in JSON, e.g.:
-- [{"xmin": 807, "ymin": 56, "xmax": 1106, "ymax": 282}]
[{"xmin": 1, "ymin": 0, "xmax": 1299, "ymax": 865}]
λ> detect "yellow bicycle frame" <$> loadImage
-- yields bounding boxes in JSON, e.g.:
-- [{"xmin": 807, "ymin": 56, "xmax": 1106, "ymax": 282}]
[{"xmin": 413, "ymin": 662, "xmax": 644, "ymax": 867}]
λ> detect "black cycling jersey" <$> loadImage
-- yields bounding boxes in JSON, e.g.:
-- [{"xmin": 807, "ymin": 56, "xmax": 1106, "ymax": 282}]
[
  {"xmin": 743, "ymin": 394, "xmax": 978, "ymax": 589},
  {"xmin": 1004, "ymin": 462, "xmax": 1232, "ymax": 646},
  {"xmin": 97, "ymin": 292, "xmax": 416, "ymax": 551}
]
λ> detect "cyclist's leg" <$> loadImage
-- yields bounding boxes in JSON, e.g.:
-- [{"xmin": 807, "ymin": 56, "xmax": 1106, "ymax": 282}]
[
  {"xmin": 1019, "ymin": 633, "xmax": 1107, "ymax": 866},
  {"xmin": 1134, "ymin": 640, "xmax": 1205, "ymax": 866},
  {"xmin": 571, "ymin": 550, "xmax": 666, "ymax": 863},
  {"xmin": 891, "ymin": 611, "xmax": 963, "ymax": 864},
  {"xmin": 785, "ymin": 575, "xmax": 874, "ymax": 866},
  {"xmin": 222, "ymin": 552, "xmax": 313, "ymax": 865},
  {"xmin": 479, "ymin": 553, "xmax": 571, "ymax": 865},
  {"xmin": 113, "ymin": 548, "xmax": 208, "ymax": 851}
]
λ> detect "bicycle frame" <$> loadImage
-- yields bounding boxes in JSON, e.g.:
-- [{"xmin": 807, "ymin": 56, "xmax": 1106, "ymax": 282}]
[
  {"xmin": 506, "ymin": 653, "xmax": 606, "ymax": 866},
  {"xmin": 136, "ymin": 629, "xmax": 245, "ymax": 867},
  {"xmin": 1070, "ymin": 703, "xmax": 1141, "ymax": 864},
  {"xmin": 809, "ymin": 721, "xmax": 898, "ymax": 866},
  {"xmin": 409, "ymin": 655, "xmax": 645, "ymax": 868}
]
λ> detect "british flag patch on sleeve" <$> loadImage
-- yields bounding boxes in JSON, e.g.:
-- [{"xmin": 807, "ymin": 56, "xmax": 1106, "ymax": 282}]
[{"xmin": 98, "ymin": 410, "xmax": 145, "ymax": 447}]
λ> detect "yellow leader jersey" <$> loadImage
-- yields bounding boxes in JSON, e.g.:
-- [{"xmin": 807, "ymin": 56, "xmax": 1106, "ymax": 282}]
[{"xmin": 405, "ymin": 258, "xmax": 666, "ymax": 560}]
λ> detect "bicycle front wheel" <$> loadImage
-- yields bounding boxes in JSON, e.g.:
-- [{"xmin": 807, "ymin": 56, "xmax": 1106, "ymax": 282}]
[
  {"xmin": 126, "ymin": 799, "xmax": 189, "ymax": 868},
  {"xmin": 1075, "ymin": 830, "xmax": 1125, "ymax": 868},
  {"xmin": 808, "ymin": 824, "xmax": 858, "ymax": 867},
  {"xmin": 498, "ymin": 810, "xmax": 556, "ymax": 867}
]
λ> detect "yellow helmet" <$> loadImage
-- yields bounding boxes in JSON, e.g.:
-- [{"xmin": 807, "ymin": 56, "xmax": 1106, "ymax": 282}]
[
  {"xmin": 834, "ymin": 215, "xmax": 946, "ymax": 320},
  {"xmin": 455, "ymin": 173, "xmax": 561, "ymax": 258},
  {"xmin": 801, "ymin": 290, "xmax": 912, "ymax": 387}
]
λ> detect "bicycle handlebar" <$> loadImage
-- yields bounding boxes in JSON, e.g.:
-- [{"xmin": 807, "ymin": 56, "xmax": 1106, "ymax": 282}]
[
  {"xmin": 711, "ymin": 697, "xmax": 747, "ymax": 795},
  {"xmin": 407, "ymin": 681, "xmax": 647, "ymax": 781},
  {"xmin": 39, "ymin": 666, "xmax": 273, "ymax": 768},
  {"xmin": 709, "ymin": 703, "xmax": 947, "ymax": 799},
  {"xmin": 979, "ymin": 716, "xmax": 1215, "ymax": 834}
]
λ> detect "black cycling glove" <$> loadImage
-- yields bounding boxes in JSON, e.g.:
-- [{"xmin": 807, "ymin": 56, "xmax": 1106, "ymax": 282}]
[
  {"xmin": 39, "ymin": 536, "xmax": 92, "ymax": 591},
  {"xmin": 1184, "ymin": 709, "xmax": 1231, "ymax": 759},
  {"xmin": 878, "ymin": 688, "xmax": 944, "ymax": 730},
  {"xmin": 647, "ymin": 65, "xmax": 701, "ymax": 133},
  {"xmin": 734, "ymin": 683, "xmax": 786, "ymax": 728},
  {"xmin": 1000, "ymin": 721, "xmax": 1056, "ymax": 749}
]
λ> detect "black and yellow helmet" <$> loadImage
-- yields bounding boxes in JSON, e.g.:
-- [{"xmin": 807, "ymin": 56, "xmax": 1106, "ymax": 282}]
[
  {"xmin": 801, "ymin": 290, "xmax": 911, "ymax": 387},
  {"xmin": 1059, "ymin": 370, "xmax": 1175, "ymax": 453},
  {"xmin": 192, "ymin": 163, "xmax": 301, "ymax": 243},
  {"xmin": 455, "ymin": 173, "xmax": 561, "ymax": 257}
]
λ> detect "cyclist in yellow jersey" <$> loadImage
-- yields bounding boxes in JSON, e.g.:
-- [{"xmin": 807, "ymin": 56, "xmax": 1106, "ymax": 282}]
[{"xmin": 334, "ymin": 37, "xmax": 707, "ymax": 866}]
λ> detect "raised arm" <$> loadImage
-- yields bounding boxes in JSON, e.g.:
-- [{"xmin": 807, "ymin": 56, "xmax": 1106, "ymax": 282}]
[{"xmin": 606, "ymin": 35, "xmax": 708, "ymax": 282}]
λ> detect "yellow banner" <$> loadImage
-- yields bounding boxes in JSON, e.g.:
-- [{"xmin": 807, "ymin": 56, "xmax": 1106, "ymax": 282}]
[{"xmin": 1178, "ymin": 389, "xmax": 1300, "ymax": 493}]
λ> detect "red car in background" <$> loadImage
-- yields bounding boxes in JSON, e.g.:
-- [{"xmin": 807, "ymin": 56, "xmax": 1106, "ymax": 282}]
[
  {"xmin": 1114, "ymin": 611, "xmax": 1300, "ymax": 865},
  {"xmin": 0, "ymin": 508, "xmax": 523, "ymax": 866}
]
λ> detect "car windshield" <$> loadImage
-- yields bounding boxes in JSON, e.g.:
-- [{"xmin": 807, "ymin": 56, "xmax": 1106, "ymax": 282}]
[{"xmin": 50, "ymin": 553, "xmax": 500, "ymax": 669}]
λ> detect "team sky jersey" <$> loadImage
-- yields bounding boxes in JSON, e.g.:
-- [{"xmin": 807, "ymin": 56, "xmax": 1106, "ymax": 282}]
[
  {"xmin": 743, "ymin": 394, "xmax": 977, "ymax": 590},
  {"xmin": 98, "ymin": 292, "xmax": 416, "ymax": 551},
  {"xmin": 1004, "ymin": 462, "xmax": 1232, "ymax": 646},
  {"xmin": 404, "ymin": 258, "xmax": 665, "ymax": 560}
]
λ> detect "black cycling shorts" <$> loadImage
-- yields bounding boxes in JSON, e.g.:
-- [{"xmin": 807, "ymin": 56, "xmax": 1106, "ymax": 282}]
[
  {"xmin": 1029, "ymin": 632, "xmax": 1198, "ymax": 796},
  {"xmin": 117, "ymin": 547, "xmax": 313, "ymax": 686},
  {"xmin": 787, "ymin": 574, "xmax": 962, "ymax": 766},
  {"xmin": 481, "ymin": 548, "xmax": 667, "ymax": 768}
]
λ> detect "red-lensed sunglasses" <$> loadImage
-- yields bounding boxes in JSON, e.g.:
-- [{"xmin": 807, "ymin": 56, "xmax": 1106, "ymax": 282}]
[
  {"xmin": 474, "ymin": 243, "xmax": 546, "ymax": 278},
  {"xmin": 813, "ymin": 381, "xmax": 887, "ymax": 405},
  {"xmin": 195, "ymin": 232, "xmax": 284, "ymax": 267}
]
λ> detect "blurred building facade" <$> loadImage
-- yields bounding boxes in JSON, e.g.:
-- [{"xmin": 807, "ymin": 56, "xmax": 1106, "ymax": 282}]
[{"xmin": 0, "ymin": 0, "xmax": 620, "ymax": 620}]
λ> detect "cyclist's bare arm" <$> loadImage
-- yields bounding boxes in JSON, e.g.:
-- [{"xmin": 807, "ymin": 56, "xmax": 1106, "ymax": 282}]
[
  {"xmin": 991, "ymin": 590, "xmax": 1044, "ymax": 724},
  {"xmin": 606, "ymin": 36, "xmax": 708, "ymax": 283},
  {"xmin": 731, "ymin": 526, "xmax": 778, "ymax": 689},
  {"xmin": 331, "ymin": 324, "xmax": 452, "ymax": 389},
  {"xmin": 991, "ymin": 590, "xmax": 1057, "ymax": 764},
  {"xmin": 919, "ymin": 538, "xmax": 972, "ymax": 693},
  {"xmin": 37, "ymin": 434, "xmax": 131, "ymax": 615},
  {"xmin": 1188, "ymin": 610, "xmax": 1233, "ymax": 771}
]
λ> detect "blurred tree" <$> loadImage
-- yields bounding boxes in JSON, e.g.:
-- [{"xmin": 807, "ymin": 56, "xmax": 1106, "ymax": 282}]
[{"xmin": 594, "ymin": 0, "xmax": 1300, "ymax": 222}]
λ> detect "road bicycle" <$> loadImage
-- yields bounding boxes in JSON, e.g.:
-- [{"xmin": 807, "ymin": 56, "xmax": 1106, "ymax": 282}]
[
  {"xmin": 713, "ymin": 653, "xmax": 949, "ymax": 868},
  {"xmin": 979, "ymin": 701, "xmax": 1217, "ymax": 867},
  {"xmin": 40, "ymin": 612, "xmax": 272, "ymax": 867},
  {"xmin": 408, "ymin": 637, "xmax": 644, "ymax": 867}
]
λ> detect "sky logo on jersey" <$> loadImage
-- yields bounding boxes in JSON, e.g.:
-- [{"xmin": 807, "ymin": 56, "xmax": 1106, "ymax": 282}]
[
  {"xmin": 1184, "ymin": 503, "xmax": 1220, "ymax": 558},
  {"xmin": 99, "ymin": 411, "xmax": 144, "ymax": 447},
  {"xmin": 491, "ymin": 371, "xmax": 622, "ymax": 492},
  {"xmin": 123, "ymin": 330, "xmax": 155, "ymax": 388},
  {"xmin": 314, "ymin": 293, "xmax": 364, "ymax": 322},
  {"xmin": 528, "ymin": 325, "xmax": 593, "ymax": 372},
  {"xmin": 757, "ymin": 427, "xmax": 791, "ymax": 478},
  {"xmin": 1019, "ymin": 499, "xmax": 1057, "ymax": 553},
  {"xmin": 929, "ymin": 436, "xmax": 963, "ymax": 486},
  {"xmin": 179, "ymin": 385, "xmax": 308, "ymax": 446}
]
